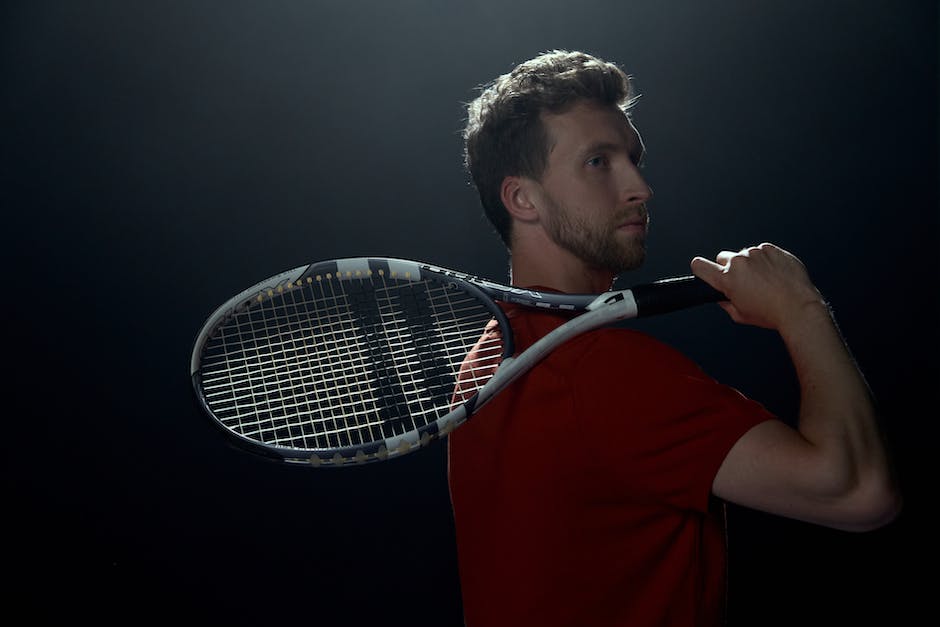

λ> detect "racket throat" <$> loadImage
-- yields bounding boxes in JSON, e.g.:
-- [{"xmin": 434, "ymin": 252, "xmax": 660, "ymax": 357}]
[{"xmin": 586, "ymin": 290, "xmax": 639, "ymax": 315}]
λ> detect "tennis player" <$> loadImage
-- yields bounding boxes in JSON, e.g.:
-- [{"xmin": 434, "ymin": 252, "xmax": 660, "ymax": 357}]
[{"xmin": 447, "ymin": 50, "xmax": 900, "ymax": 627}]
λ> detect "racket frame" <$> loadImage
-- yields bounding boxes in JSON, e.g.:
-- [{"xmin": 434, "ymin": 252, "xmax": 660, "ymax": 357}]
[
  {"xmin": 192, "ymin": 258, "xmax": 520, "ymax": 466},
  {"xmin": 191, "ymin": 257, "xmax": 721, "ymax": 467}
]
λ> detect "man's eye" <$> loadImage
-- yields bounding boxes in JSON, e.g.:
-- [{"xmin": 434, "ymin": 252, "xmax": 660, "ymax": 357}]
[{"xmin": 586, "ymin": 156, "xmax": 608, "ymax": 168}]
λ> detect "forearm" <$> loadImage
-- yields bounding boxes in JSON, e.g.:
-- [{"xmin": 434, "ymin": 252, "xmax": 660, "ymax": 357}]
[
  {"xmin": 696, "ymin": 243, "xmax": 901, "ymax": 529},
  {"xmin": 779, "ymin": 300, "xmax": 899, "ymax": 529}
]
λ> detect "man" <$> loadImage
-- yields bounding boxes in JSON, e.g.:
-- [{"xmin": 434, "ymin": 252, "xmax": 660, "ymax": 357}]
[{"xmin": 447, "ymin": 50, "xmax": 900, "ymax": 626}]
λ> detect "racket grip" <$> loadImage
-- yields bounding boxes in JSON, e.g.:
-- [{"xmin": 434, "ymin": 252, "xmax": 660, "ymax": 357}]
[{"xmin": 632, "ymin": 275, "xmax": 726, "ymax": 317}]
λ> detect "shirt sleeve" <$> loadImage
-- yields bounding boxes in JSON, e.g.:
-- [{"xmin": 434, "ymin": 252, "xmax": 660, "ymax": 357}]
[{"xmin": 572, "ymin": 328, "xmax": 776, "ymax": 513}]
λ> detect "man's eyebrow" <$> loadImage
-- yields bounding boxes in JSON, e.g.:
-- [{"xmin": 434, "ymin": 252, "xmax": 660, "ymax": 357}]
[
  {"xmin": 576, "ymin": 141, "xmax": 622, "ymax": 159},
  {"xmin": 577, "ymin": 140, "xmax": 646, "ymax": 164}
]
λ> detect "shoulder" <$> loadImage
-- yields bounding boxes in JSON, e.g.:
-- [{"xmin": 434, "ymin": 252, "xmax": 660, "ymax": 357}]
[
  {"xmin": 559, "ymin": 327, "xmax": 771, "ymax": 425},
  {"xmin": 565, "ymin": 327, "xmax": 705, "ymax": 378}
]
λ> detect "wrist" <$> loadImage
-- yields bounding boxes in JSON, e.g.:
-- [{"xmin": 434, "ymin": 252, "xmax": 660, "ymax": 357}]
[{"xmin": 778, "ymin": 298, "xmax": 835, "ymax": 344}]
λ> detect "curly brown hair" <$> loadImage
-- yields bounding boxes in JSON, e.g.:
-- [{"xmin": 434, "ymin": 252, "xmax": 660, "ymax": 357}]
[{"xmin": 463, "ymin": 50, "xmax": 638, "ymax": 248}]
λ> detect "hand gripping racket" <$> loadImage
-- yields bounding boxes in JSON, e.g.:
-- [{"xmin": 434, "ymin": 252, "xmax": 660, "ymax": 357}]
[{"xmin": 191, "ymin": 257, "xmax": 724, "ymax": 467}]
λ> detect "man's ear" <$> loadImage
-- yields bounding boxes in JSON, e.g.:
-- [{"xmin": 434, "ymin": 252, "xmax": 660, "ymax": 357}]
[{"xmin": 500, "ymin": 175, "xmax": 540, "ymax": 223}]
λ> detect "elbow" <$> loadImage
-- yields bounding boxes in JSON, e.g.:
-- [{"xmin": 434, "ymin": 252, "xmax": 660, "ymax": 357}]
[
  {"xmin": 829, "ymin": 475, "xmax": 903, "ymax": 532},
  {"xmin": 805, "ymin": 441, "xmax": 903, "ymax": 532},
  {"xmin": 854, "ymin": 484, "xmax": 903, "ymax": 532}
]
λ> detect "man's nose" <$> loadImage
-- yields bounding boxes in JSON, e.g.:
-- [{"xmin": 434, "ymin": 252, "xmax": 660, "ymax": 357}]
[{"xmin": 620, "ymin": 163, "xmax": 653, "ymax": 205}]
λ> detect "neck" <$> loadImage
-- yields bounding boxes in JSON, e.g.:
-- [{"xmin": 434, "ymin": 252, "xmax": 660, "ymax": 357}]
[{"xmin": 509, "ymin": 238, "xmax": 616, "ymax": 294}]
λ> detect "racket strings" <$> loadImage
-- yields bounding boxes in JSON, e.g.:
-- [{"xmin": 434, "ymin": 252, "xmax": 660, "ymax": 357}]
[
  {"xmin": 452, "ymin": 321, "xmax": 505, "ymax": 406},
  {"xmin": 212, "ymin": 278, "xmax": 396, "ymax": 448},
  {"xmin": 198, "ymin": 273, "xmax": 505, "ymax": 450},
  {"xmin": 201, "ymin": 293, "xmax": 490, "ymax": 371}
]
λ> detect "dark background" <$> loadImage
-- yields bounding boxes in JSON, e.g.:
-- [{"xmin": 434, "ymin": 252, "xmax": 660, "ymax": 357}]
[{"xmin": 4, "ymin": 1, "xmax": 937, "ymax": 625}]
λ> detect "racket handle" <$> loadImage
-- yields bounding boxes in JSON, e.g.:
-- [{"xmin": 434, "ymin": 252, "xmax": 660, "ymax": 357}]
[{"xmin": 632, "ymin": 275, "xmax": 726, "ymax": 317}]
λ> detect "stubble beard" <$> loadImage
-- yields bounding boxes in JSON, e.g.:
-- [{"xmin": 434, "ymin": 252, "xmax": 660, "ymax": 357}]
[{"xmin": 544, "ymin": 204, "xmax": 648, "ymax": 275}]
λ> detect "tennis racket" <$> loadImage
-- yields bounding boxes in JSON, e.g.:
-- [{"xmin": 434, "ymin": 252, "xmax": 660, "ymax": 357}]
[{"xmin": 191, "ymin": 257, "xmax": 724, "ymax": 467}]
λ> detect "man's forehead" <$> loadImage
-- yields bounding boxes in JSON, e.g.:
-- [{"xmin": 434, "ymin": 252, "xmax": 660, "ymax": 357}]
[{"xmin": 542, "ymin": 102, "xmax": 643, "ymax": 155}]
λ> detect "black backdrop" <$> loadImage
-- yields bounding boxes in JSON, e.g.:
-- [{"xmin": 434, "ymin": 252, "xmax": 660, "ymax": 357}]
[{"xmin": 5, "ymin": 1, "xmax": 937, "ymax": 625}]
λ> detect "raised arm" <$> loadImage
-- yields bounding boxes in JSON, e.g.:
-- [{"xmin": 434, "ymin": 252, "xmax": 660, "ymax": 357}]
[{"xmin": 691, "ymin": 243, "xmax": 901, "ymax": 531}]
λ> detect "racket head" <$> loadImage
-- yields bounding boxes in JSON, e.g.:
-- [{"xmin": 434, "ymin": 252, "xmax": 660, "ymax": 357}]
[{"xmin": 191, "ymin": 258, "xmax": 513, "ymax": 467}]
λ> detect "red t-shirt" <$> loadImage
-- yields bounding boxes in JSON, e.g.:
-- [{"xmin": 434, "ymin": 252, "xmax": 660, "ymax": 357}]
[{"xmin": 448, "ymin": 302, "xmax": 774, "ymax": 626}]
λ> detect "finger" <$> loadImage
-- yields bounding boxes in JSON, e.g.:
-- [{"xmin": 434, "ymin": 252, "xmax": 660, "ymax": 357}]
[
  {"xmin": 691, "ymin": 255, "xmax": 724, "ymax": 283},
  {"xmin": 691, "ymin": 256, "xmax": 733, "ymax": 299},
  {"xmin": 716, "ymin": 250, "xmax": 738, "ymax": 265}
]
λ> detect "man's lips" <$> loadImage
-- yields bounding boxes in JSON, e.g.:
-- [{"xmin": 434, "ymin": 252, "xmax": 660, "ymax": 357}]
[{"xmin": 618, "ymin": 217, "xmax": 647, "ymax": 232}]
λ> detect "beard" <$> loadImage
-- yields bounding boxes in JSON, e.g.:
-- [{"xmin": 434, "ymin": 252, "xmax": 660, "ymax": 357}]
[{"xmin": 543, "ymin": 202, "xmax": 648, "ymax": 275}]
